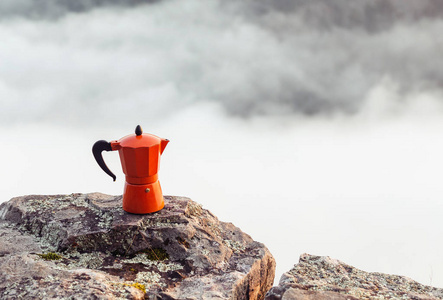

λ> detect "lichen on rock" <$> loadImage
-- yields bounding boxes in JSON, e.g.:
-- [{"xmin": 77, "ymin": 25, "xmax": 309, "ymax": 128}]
[
  {"xmin": 266, "ymin": 253, "xmax": 443, "ymax": 300},
  {"xmin": 0, "ymin": 193, "xmax": 275, "ymax": 299}
]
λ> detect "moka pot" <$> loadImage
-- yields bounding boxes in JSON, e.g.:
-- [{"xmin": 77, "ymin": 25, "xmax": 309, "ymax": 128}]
[{"xmin": 92, "ymin": 125, "xmax": 169, "ymax": 214}]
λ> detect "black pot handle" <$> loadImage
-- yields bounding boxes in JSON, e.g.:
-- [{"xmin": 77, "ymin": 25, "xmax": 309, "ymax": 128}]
[{"xmin": 92, "ymin": 140, "xmax": 116, "ymax": 181}]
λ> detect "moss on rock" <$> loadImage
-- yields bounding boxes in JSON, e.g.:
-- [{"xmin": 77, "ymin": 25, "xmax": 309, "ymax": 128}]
[
  {"xmin": 139, "ymin": 248, "xmax": 169, "ymax": 261},
  {"xmin": 37, "ymin": 252, "xmax": 62, "ymax": 260}
]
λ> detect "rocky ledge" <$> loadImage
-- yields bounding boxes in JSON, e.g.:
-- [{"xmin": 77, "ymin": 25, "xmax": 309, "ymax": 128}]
[
  {"xmin": 0, "ymin": 193, "xmax": 275, "ymax": 299},
  {"xmin": 265, "ymin": 254, "xmax": 443, "ymax": 300}
]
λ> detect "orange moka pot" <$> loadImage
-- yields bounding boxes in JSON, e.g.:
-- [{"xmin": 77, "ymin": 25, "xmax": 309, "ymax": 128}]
[{"xmin": 92, "ymin": 125, "xmax": 169, "ymax": 214}]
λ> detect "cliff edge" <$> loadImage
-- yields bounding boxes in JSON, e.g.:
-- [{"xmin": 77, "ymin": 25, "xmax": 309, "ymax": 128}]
[
  {"xmin": 0, "ymin": 193, "xmax": 275, "ymax": 299},
  {"xmin": 266, "ymin": 253, "xmax": 443, "ymax": 300}
]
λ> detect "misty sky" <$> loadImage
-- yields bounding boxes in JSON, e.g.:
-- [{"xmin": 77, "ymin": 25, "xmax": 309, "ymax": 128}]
[
  {"xmin": 1, "ymin": 0, "xmax": 443, "ymax": 125},
  {"xmin": 1, "ymin": 0, "xmax": 443, "ymax": 289}
]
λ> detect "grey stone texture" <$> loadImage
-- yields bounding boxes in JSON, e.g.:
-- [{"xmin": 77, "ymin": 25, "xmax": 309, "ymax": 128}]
[
  {"xmin": 0, "ymin": 193, "xmax": 275, "ymax": 299},
  {"xmin": 265, "ymin": 253, "xmax": 443, "ymax": 300}
]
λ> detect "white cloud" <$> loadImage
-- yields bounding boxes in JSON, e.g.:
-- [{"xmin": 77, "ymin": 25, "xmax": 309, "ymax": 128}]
[{"xmin": 1, "ymin": 0, "xmax": 443, "ymax": 127}]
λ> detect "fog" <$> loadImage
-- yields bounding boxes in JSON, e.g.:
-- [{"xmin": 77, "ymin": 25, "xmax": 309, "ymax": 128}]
[{"xmin": 1, "ymin": 0, "xmax": 443, "ymax": 288}]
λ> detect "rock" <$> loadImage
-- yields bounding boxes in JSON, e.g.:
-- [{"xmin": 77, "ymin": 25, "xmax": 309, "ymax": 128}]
[
  {"xmin": 265, "ymin": 254, "xmax": 443, "ymax": 300},
  {"xmin": 0, "ymin": 193, "xmax": 275, "ymax": 299}
]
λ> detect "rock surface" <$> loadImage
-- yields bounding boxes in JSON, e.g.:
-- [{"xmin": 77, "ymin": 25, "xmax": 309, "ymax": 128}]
[
  {"xmin": 265, "ymin": 253, "xmax": 443, "ymax": 300},
  {"xmin": 0, "ymin": 193, "xmax": 275, "ymax": 299}
]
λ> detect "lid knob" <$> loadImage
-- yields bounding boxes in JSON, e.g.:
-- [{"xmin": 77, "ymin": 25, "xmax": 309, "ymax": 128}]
[{"xmin": 135, "ymin": 125, "xmax": 143, "ymax": 136}]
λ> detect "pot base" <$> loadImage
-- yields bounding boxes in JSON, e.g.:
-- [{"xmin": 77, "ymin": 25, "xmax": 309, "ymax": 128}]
[{"xmin": 122, "ymin": 180, "xmax": 165, "ymax": 214}]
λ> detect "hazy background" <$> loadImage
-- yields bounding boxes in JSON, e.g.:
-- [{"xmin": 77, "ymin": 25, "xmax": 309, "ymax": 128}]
[{"xmin": 1, "ymin": 0, "xmax": 443, "ymax": 287}]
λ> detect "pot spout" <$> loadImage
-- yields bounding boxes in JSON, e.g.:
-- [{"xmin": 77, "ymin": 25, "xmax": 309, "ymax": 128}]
[{"xmin": 160, "ymin": 139, "xmax": 169, "ymax": 154}]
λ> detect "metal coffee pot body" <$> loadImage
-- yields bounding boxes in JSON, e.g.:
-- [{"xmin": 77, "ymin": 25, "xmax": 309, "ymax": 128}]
[{"xmin": 93, "ymin": 125, "xmax": 169, "ymax": 214}]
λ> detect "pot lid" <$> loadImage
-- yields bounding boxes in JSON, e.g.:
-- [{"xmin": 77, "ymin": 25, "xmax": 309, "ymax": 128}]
[{"xmin": 117, "ymin": 125, "xmax": 163, "ymax": 148}]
